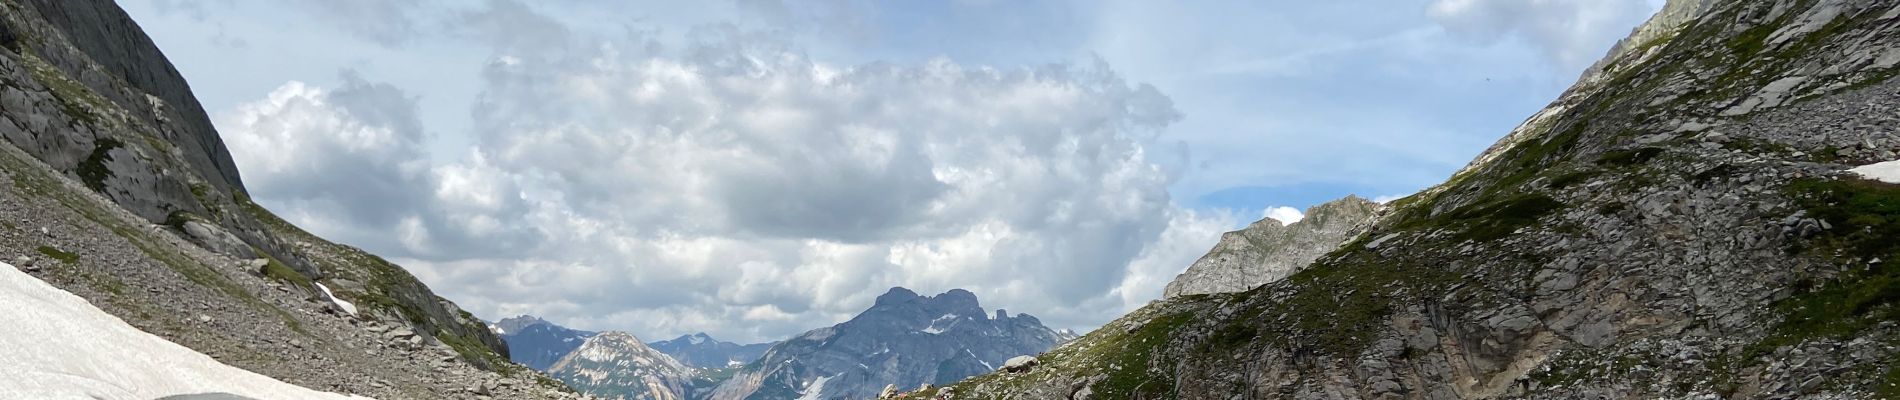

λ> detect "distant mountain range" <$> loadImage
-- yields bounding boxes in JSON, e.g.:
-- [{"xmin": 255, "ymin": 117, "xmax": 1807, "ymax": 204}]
[
  {"xmin": 500, "ymin": 288, "xmax": 1069, "ymax": 400},
  {"xmin": 708, "ymin": 288, "xmax": 1069, "ymax": 400},
  {"xmin": 495, "ymin": 316, "xmax": 774, "ymax": 399},
  {"xmin": 648, "ymin": 333, "xmax": 775, "ymax": 369},
  {"xmin": 495, "ymin": 315, "xmax": 597, "ymax": 371}
]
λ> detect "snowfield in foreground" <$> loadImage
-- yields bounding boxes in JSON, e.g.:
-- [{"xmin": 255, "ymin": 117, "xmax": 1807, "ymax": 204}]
[
  {"xmin": 1849, "ymin": 160, "xmax": 1900, "ymax": 183},
  {"xmin": 0, "ymin": 262, "xmax": 367, "ymax": 400}
]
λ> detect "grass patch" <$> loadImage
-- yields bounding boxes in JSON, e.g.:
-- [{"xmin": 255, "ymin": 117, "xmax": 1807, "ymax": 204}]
[
  {"xmin": 1403, "ymin": 193, "xmax": 1566, "ymax": 242},
  {"xmin": 1738, "ymin": 178, "xmax": 1900, "ymax": 389},
  {"xmin": 1088, "ymin": 312, "xmax": 1190, "ymax": 398},
  {"xmin": 1760, "ymin": 179, "xmax": 1900, "ymax": 343},
  {"xmin": 76, "ymin": 138, "xmax": 121, "ymax": 193},
  {"xmin": 35, "ymin": 245, "xmax": 78, "ymax": 264}
]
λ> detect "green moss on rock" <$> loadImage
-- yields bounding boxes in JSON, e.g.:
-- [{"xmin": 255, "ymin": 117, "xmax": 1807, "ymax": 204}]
[
  {"xmin": 35, "ymin": 245, "xmax": 77, "ymax": 263},
  {"xmin": 76, "ymin": 138, "xmax": 121, "ymax": 193}
]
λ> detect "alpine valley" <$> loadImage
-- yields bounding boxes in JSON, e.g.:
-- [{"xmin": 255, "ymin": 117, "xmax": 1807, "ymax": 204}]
[{"xmin": 5, "ymin": 0, "xmax": 1900, "ymax": 399}]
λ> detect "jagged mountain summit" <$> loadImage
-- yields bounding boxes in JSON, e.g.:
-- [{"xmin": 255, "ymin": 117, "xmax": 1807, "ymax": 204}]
[
  {"xmin": 0, "ymin": 0, "xmax": 573, "ymax": 397},
  {"xmin": 547, "ymin": 331, "xmax": 702, "ymax": 400},
  {"xmin": 649, "ymin": 332, "xmax": 775, "ymax": 369},
  {"xmin": 497, "ymin": 315, "xmax": 599, "ymax": 371},
  {"xmin": 927, "ymin": 0, "xmax": 1900, "ymax": 398},
  {"xmin": 709, "ymin": 287, "xmax": 1068, "ymax": 400},
  {"xmin": 1163, "ymin": 195, "xmax": 1381, "ymax": 298}
]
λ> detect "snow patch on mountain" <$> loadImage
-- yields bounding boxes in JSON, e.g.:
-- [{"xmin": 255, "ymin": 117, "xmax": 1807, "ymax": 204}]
[
  {"xmin": 313, "ymin": 282, "xmax": 357, "ymax": 317},
  {"xmin": 0, "ymin": 262, "xmax": 363, "ymax": 400},
  {"xmin": 796, "ymin": 375, "xmax": 834, "ymax": 400}
]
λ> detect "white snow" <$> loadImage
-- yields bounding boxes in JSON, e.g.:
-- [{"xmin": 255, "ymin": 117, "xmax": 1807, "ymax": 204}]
[
  {"xmin": 1849, "ymin": 160, "xmax": 1900, "ymax": 184},
  {"xmin": 0, "ymin": 262, "xmax": 367, "ymax": 400},
  {"xmin": 313, "ymin": 282, "xmax": 358, "ymax": 317},
  {"xmin": 795, "ymin": 375, "xmax": 835, "ymax": 400},
  {"xmin": 966, "ymin": 349, "xmax": 995, "ymax": 371},
  {"xmin": 921, "ymin": 313, "xmax": 960, "ymax": 334}
]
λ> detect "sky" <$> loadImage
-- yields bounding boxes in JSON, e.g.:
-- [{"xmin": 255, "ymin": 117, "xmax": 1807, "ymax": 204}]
[{"xmin": 119, "ymin": 0, "xmax": 1663, "ymax": 343}]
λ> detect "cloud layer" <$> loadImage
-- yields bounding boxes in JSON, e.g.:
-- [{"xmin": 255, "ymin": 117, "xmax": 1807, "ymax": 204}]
[{"xmin": 220, "ymin": 3, "xmax": 1232, "ymax": 341}]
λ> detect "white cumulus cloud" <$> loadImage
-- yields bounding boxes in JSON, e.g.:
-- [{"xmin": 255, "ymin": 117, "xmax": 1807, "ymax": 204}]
[
  {"xmin": 222, "ymin": 3, "xmax": 1233, "ymax": 341},
  {"xmin": 1263, "ymin": 206, "xmax": 1305, "ymax": 225}
]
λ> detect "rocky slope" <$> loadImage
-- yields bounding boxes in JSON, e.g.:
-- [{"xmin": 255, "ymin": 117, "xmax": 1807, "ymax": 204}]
[
  {"xmin": 1163, "ymin": 195, "xmax": 1381, "ymax": 298},
  {"xmin": 928, "ymin": 0, "xmax": 1900, "ymax": 398},
  {"xmin": 548, "ymin": 331, "xmax": 701, "ymax": 400},
  {"xmin": 649, "ymin": 333, "xmax": 775, "ymax": 369},
  {"xmin": 498, "ymin": 315, "xmax": 599, "ymax": 371},
  {"xmin": 710, "ymin": 288, "xmax": 1067, "ymax": 400},
  {"xmin": 0, "ymin": 0, "xmax": 573, "ymax": 397}
]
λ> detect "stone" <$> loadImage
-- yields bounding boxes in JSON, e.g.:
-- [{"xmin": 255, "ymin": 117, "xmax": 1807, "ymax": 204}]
[{"xmin": 1003, "ymin": 355, "xmax": 1039, "ymax": 373}]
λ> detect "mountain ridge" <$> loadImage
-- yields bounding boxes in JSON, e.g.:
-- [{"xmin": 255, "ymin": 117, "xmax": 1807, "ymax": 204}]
[
  {"xmin": 709, "ymin": 287, "xmax": 1068, "ymax": 400},
  {"xmin": 1163, "ymin": 195, "xmax": 1381, "ymax": 298}
]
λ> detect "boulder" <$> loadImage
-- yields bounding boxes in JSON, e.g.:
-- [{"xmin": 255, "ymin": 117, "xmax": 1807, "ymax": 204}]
[{"xmin": 1003, "ymin": 355, "xmax": 1039, "ymax": 373}]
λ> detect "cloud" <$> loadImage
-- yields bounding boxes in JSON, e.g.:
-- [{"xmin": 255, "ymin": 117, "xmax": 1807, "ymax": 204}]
[
  {"xmin": 228, "ymin": 2, "xmax": 1226, "ymax": 342},
  {"xmin": 293, "ymin": 0, "xmax": 433, "ymax": 46},
  {"xmin": 1263, "ymin": 206, "xmax": 1305, "ymax": 225},
  {"xmin": 143, "ymin": 0, "xmax": 431, "ymax": 46},
  {"xmin": 1426, "ymin": 0, "xmax": 1658, "ymax": 69},
  {"xmin": 218, "ymin": 71, "xmax": 542, "ymax": 260}
]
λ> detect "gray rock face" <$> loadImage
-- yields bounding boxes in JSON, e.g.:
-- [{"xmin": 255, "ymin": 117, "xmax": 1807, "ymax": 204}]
[
  {"xmin": 1162, "ymin": 196, "xmax": 1380, "ymax": 298},
  {"xmin": 648, "ymin": 332, "xmax": 775, "ymax": 369},
  {"xmin": 927, "ymin": 0, "xmax": 1900, "ymax": 398},
  {"xmin": 709, "ymin": 288, "xmax": 1066, "ymax": 400},
  {"xmin": 180, "ymin": 220, "xmax": 249, "ymax": 258},
  {"xmin": 547, "ymin": 331, "xmax": 698, "ymax": 400}
]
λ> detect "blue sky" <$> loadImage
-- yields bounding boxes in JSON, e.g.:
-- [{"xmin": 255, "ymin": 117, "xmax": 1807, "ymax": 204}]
[{"xmin": 120, "ymin": 0, "xmax": 1661, "ymax": 342}]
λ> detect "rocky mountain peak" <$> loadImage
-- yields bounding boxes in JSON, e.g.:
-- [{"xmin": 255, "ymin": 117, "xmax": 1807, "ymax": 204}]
[
  {"xmin": 1162, "ymin": 195, "xmax": 1383, "ymax": 298},
  {"xmin": 709, "ymin": 288, "xmax": 1066, "ymax": 400},
  {"xmin": 874, "ymin": 286, "xmax": 922, "ymax": 306},
  {"xmin": 925, "ymin": 288, "xmax": 983, "ymax": 316},
  {"xmin": 494, "ymin": 314, "xmax": 549, "ymax": 335},
  {"xmin": 548, "ymin": 330, "xmax": 698, "ymax": 400}
]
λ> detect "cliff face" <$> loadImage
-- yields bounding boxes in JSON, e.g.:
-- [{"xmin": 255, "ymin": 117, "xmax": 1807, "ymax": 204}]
[
  {"xmin": 0, "ymin": 0, "xmax": 560, "ymax": 397},
  {"xmin": 1163, "ymin": 196, "xmax": 1380, "ymax": 298},
  {"xmin": 930, "ymin": 0, "xmax": 1900, "ymax": 398}
]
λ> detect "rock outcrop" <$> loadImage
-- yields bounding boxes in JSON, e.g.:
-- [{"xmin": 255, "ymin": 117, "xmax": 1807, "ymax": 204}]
[
  {"xmin": 709, "ymin": 288, "xmax": 1067, "ymax": 400},
  {"xmin": 0, "ymin": 0, "xmax": 565, "ymax": 397},
  {"xmin": 929, "ymin": 0, "xmax": 1900, "ymax": 398},
  {"xmin": 1162, "ymin": 195, "xmax": 1380, "ymax": 298}
]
